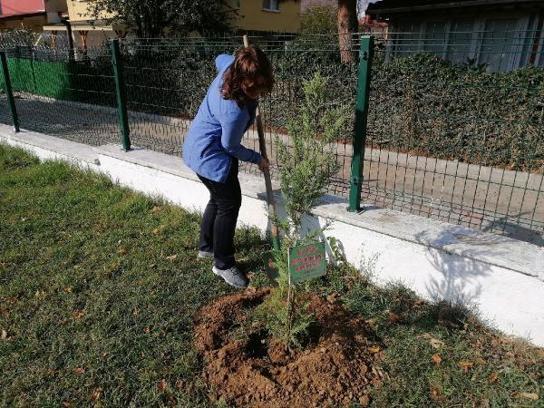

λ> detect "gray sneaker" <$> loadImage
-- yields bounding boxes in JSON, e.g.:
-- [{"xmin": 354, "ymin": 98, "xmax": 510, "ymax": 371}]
[
  {"xmin": 197, "ymin": 250, "xmax": 213, "ymax": 259},
  {"xmin": 212, "ymin": 266, "xmax": 249, "ymax": 289}
]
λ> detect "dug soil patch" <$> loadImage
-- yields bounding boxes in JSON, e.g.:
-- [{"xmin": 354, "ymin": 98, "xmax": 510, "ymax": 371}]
[{"xmin": 194, "ymin": 288, "xmax": 384, "ymax": 407}]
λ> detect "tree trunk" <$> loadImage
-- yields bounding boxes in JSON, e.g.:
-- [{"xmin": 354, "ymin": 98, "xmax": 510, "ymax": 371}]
[{"xmin": 337, "ymin": 0, "xmax": 357, "ymax": 63}]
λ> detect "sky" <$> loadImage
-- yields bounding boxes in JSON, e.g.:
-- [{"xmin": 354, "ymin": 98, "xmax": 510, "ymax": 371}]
[{"xmin": 359, "ymin": 0, "xmax": 382, "ymax": 16}]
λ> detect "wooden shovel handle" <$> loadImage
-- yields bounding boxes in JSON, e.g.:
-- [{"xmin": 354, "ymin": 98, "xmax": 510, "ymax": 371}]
[{"xmin": 242, "ymin": 35, "xmax": 279, "ymax": 245}]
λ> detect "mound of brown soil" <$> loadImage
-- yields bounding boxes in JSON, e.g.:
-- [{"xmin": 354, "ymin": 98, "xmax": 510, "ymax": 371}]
[{"xmin": 194, "ymin": 288, "xmax": 384, "ymax": 407}]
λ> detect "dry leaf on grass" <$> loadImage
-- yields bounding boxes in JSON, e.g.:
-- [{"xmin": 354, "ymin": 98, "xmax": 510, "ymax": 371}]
[
  {"xmin": 1, "ymin": 329, "xmax": 7, "ymax": 339},
  {"xmin": 91, "ymin": 387, "xmax": 102, "ymax": 401},
  {"xmin": 513, "ymin": 392, "xmax": 539, "ymax": 400},
  {"xmin": 72, "ymin": 310, "xmax": 85, "ymax": 320},
  {"xmin": 431, "ymin": 354, "xmax": 442, "ymax": 366},
  {"xmin": 166, "ymin": 254, "xmax": 177, "ymax": 261},
  {"xmin": 35, "ymin": 290, "xmax": 46, "ymax": 299},
  {"xmin": 458, "ymin": 360, "xmax": 474, "ymax": 373},
  {"xmin": 387, "ymin": 311, "xmax": 401, "ymax": 323},
  {"xmin": 366, "ymin": 318, "xmax": 377, "ymax": 329},
  {"xmin": 418, "ymin": 333, "xmax": 445, "ymax": 349},
  {"xmin": 73, "ymin": 367, "xmax": 86, "ymax": 375},
  {"xmin": 158, "ymin": 379, "xmax": 168, "ymax": 391},
  {"xmin": 368, "ymin": 345, "xmax": 381, "ymax": 353},
  {"xmin": 429, "ymin": 338, "xmax": 445, "ymax": 349},
  {"xmin": 430, "ymin": 385, "xmax": 443, "ymax": 401},
  {"xmin": 488, "ymin": 372, "xmax": 499, "ymax": 383}
]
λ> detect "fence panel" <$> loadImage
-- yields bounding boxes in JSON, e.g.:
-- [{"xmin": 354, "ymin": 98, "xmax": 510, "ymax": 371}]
[
  {"xmin": 118, "ymin": 37, "xmax": 240, "ymax": 156},
  {"xmin": 260, "ymin": 35, "xmax": 359, "ymax": 197},
  {"xmin": 0, "ymin": 51, "xmax": 18, "ymax": 130},
  {"xmin": 114, "ymin": 35, "xmax": 359, "ymax": 199},
  {"xmin": 0, "ymin": 46, "xmax": 118, "ymax": 146},
  {"xmin": 0, "ymin": 32, "xmax": 542, "ymax": 245},
  {"xmin": 364, "ymin": 31, "xmax": 544, "ymax": 245}
]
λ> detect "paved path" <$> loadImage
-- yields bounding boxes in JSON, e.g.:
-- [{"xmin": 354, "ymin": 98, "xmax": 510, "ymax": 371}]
[{"xmin": 1, "ymin": 93, "xmax": 542, "ymax": 245}]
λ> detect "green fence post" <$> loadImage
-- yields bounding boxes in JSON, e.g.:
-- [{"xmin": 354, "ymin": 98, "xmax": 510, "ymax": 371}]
[
  {"xmin": 348, "ymin": 35, "xmax": 374, "ymax": 212},
  {"xmin": 0, "ymin": 52, "xmax": 20, "ymax": 133},
  {"xmin": 110, "ymin": 39, "xmax": 131, "ymax": 151}
]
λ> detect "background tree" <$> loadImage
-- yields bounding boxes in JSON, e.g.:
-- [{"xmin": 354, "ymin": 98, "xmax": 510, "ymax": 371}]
[
  {"xmin": 300, "ymin": 5, "xmax": 337, "ymax": 36},
  {"xmin": 87, "ymin": 0, "xmax": 236, "ymax": 38},
  {"xmin": 337, "ymin": 0, "xmax": 358, "ymax": 63},
  {"xmin": 300, "ymin": 1, "xmax": 359, "ymax": 62}
]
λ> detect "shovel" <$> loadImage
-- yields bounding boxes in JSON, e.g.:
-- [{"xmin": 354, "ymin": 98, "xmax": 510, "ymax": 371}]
[{"xmin": 242, "ymin": 34, "xmax": 280, "ymax": 253}]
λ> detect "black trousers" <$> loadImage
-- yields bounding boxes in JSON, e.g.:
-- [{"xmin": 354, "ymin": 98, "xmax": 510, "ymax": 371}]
[{"xmin": 197, "ymin": 159, "xmax": 241, "ymax": 270}]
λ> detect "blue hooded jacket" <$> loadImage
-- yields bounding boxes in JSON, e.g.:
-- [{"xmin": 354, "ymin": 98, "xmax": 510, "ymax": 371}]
[{"xmin": 182, "ymin": 54, "xmax": 261, "ymax": 183}]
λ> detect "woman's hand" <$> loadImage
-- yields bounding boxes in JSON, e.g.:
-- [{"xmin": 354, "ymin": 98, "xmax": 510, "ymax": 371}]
[{"xmin": 258, "ymin": 157, "xmax": 270, "ymax": 172}]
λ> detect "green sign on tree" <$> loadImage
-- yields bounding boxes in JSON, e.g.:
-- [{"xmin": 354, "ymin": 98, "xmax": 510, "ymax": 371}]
[{"xmin": 288, "ymin": 242, "xmax": 327, "ymax": 284}]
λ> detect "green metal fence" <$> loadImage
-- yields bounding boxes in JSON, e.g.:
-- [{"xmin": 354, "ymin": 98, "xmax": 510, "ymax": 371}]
[
  {"xmin": 0, "ymin": 45, "xmax": 118, "ymax": 146},
  {"xmin": 0, "ymin": 52, "xmax": 19, "ymax": 132},
  {"xmin": 364, "ymin": 31, "xmax": 544, "ymax": 245},
  {"xmin": 0, "ymin": 32, "xmax": 543, "ymax": 246}
]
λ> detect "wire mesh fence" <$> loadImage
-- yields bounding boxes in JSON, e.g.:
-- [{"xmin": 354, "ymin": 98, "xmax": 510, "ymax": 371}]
[
  {"xmin": 0, "ymin": 32, "xmax": 542, "ymax": 245},
  {"xmin": 365, "ymin": 31, "xmax": 544, "ymax": 245},
  {"xmin": 119, "ymin": 38, "xmax": 240, "ymax": 156},
  {"xmin": 0, "ymin": 45, "xmax": 118, "ymax": 146},
  {"xmin": 114, "ymin": 35, "xmax": 358, "ymax": 198}
]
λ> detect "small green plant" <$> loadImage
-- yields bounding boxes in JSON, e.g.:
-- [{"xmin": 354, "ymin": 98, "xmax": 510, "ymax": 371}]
[
  {"xmin": 277, "ymin": 72, "xmax": 351, "ymax": 229},
  {"xmin": 255, "ymin": 73, "xmax": 351, "ymax": 351}
]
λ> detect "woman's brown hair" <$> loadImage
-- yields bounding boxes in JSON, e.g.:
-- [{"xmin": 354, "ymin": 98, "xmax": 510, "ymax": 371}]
[{"xmin": 221, "ymin": 46, "xmax": 274, "ymax": 107}]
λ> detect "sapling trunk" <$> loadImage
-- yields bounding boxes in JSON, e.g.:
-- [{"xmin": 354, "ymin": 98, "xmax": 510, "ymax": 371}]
[{"xmin": 286, "ymin": 271, "xmax": 293, "ymax": 353}]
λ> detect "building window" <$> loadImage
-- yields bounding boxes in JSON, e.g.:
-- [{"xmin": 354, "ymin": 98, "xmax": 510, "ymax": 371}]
[
  {"xmin": 479, "ymin": 19, "xmax": 519, "ymax": 72},
  {"xmin": 393, "ymin": 21, "xmax": 422, "ymax": 54},
  {"xmin": 447, "ymin": 20, "xmax": 475, "ymax": 64},
  {"xmin": 423, "ymin": 21, "xmax": 448, "ymax": 56},
  {"xmin": 538, "ymin": 30, "xmax": 544, "ymax": 67},
  {"xmin": 390, "ymin": 16, "xmax": 535, "ymax": 72},
  {"xmin": 263, "ymin": 0, "xmax": 280, "ymax": 11}
]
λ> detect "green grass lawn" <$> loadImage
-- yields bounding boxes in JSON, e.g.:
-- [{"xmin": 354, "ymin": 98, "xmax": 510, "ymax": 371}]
[{"xmin": 1, "ymin": 144, "xmax": 542, "ymax": 407}]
